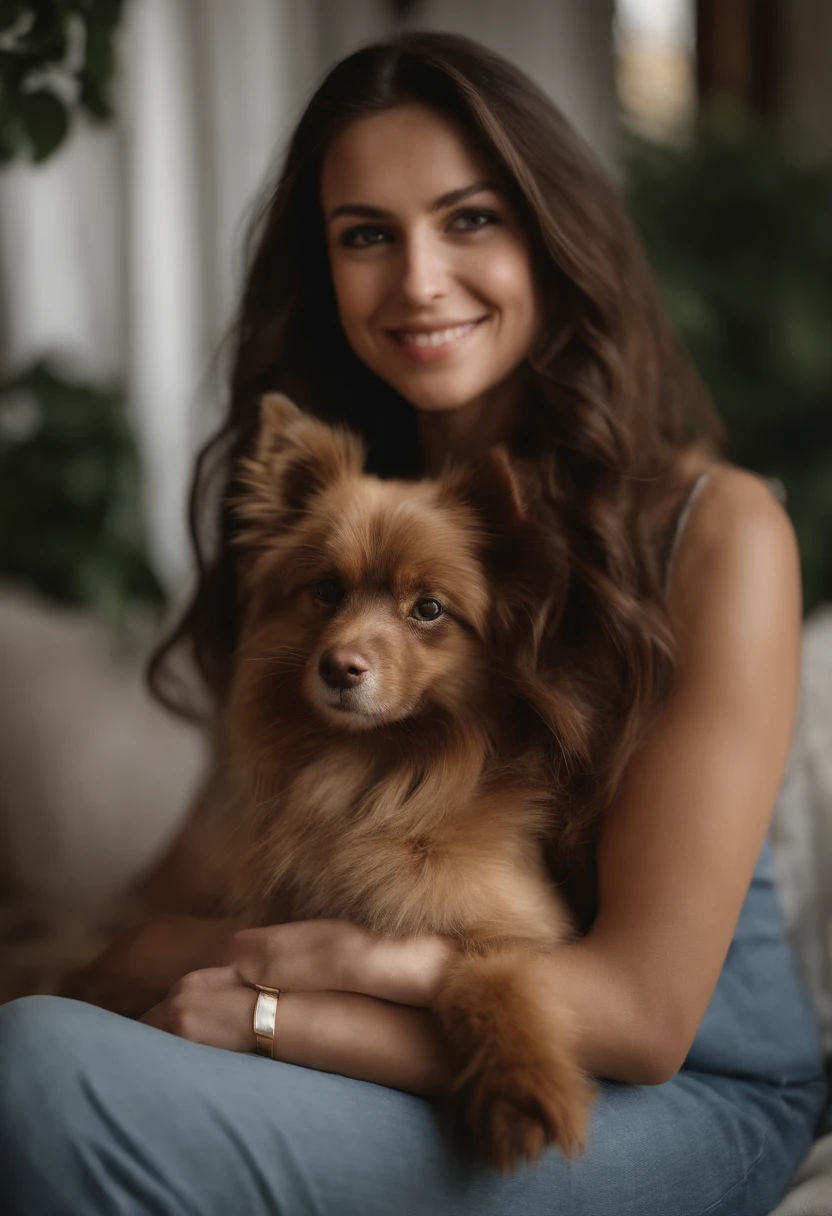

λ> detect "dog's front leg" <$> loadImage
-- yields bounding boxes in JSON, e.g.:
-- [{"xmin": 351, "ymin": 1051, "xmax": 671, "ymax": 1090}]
[{"xmin": 432, "ymin": 944, "xmax": 593, "ymax": 1174}]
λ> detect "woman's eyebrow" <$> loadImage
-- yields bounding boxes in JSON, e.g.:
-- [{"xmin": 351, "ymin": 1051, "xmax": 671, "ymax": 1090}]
[{"xmin": 326, "ymin": 179, "xmax": 500, "ymax": 223}]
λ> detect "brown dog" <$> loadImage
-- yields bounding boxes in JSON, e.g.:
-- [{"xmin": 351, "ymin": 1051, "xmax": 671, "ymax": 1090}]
[{"xmin": 223, "ymin": 393, "xmax": 592, "ymax": 1172}]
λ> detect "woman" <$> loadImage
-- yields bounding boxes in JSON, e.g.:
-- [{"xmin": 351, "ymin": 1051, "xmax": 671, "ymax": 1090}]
[{"xmin": 0, "ymin": 30, "xmax": 825, "ymax": 1216}]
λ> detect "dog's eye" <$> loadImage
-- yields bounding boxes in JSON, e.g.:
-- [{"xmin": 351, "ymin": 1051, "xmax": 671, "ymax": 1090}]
[
  {"xmin": 411, "ymin": 598, "xmax": 443, "ymax": 621},
  {"xmin": 314, "ymin": 578, "xmax": 343, "ymax": 604}
]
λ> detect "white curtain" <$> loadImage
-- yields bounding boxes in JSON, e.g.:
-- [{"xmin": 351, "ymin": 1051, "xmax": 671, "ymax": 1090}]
[{"xmin": 119, "ymin": 0, "xmax": 325, "ymax": 586}]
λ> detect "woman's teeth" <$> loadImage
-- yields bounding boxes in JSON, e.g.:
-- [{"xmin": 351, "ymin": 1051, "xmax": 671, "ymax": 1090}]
[{"xmin": 398, "ymin": 321, "xmax": 479, "ymax": 347}]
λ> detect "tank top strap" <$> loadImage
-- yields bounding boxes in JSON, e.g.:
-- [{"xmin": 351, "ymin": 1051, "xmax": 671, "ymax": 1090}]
[
  {"xmin": 664, "ymin": 470, "xmax": 712, "ymax": 592},
  {"xmin": 662, "ymin": 471, "xmax": 789, "ymax": 593}
]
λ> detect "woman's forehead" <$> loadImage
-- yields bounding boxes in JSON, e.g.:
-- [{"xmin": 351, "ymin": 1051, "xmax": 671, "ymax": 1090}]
[{"xmin": 319, "ymin": 104, "xmax": 494, "ymax": 214}]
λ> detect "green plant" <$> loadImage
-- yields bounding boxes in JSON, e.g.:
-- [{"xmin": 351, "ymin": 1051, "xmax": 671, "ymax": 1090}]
[
  {"xmin": 0, "ymin": 360, "xmax": 166, "ymax": 630},
  {"xmin": 0, "ymin": 0, "xmax": 126, "ymax": 163},
  {"xmin": 0, "ymin": 4, "xmax": 159, "ymax": 633},
  {"xmin": 623, "ymin": 112, "xmax": 832, "ymax": 612}
]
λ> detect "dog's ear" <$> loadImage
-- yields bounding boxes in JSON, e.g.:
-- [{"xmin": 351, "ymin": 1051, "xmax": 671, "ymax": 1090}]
[
  {"xmin": 256, "ymin": 392, "xmax": 304, "ymax": 453},
  {"xmin": 444, "ymin": 446, "xmax": 526, "ymax": 539},
  {"xmin": 235, "ymin": 393, "xmax": 365, "ymax": 542}
]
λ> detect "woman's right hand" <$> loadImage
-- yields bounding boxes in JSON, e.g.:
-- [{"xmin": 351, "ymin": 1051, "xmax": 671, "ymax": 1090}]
[
  {"xmin": 230, "ymin": 919, "xmax": 459, "ymax": 1007},
  {"xmin": 60, "ymin": 914, "xmax": 236, "ymax": 1017}
]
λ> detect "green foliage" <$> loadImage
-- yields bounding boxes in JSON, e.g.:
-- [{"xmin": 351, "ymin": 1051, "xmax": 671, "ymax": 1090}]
[
  {"xmin": 623, "ymin": 112, "xmax": 832, "ymax": 612},
  {"xmin": 0, "ymin": 0, "xmax": 125, "ymax": 163},
  {"xmin": 0, "ymin": 360, "xmax": 166, "ymax": 631}
]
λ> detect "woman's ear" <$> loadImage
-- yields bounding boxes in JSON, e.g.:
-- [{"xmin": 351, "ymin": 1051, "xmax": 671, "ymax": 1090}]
[{"xmin": 235, "ymin": 393, "xmax": 365, "ymax": 542}]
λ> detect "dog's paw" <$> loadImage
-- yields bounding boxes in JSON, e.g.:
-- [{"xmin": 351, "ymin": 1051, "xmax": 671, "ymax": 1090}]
[
  {"xmin": 434, "ymin": 946, "xmax": 594, "ymax": 1173},
  {"xmin": 458, "ymin": 1051, "xmax": 593, "ymax": 1173}
]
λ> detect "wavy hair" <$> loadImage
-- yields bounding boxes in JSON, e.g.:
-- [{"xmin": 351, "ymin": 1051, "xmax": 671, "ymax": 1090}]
[{"xmin": 149, "ymin": 31, "xmax": 722, "ymax": 875}]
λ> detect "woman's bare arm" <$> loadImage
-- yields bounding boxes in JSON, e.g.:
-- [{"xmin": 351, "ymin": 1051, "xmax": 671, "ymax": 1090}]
[
  {"xmin": 273, "ymin": 991, "xmax": 452, "ymax": 1093},
  {"xmin": 566, "ymin": 467, "xmax": 803, "ymax": 1080},
  {"xmin": 267, "ymin": 945, "xmax": 650, "ymax": 1091}
]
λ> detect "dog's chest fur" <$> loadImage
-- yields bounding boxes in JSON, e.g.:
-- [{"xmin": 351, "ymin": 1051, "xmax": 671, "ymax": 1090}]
[{"xmin": 229, "ymin": 745, "xmax": 568, "ymax": 947}]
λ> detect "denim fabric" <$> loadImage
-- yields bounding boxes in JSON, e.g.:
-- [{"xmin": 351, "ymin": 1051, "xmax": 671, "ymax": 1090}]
[{"xmin": 0, "ymin": 842, "xmax": 826, "ymax": 1216}]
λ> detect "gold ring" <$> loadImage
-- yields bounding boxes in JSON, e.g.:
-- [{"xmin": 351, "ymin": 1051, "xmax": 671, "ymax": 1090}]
[{"xmin": 253, "ymin": 984, "xmax": 281, "ymax": 1058}]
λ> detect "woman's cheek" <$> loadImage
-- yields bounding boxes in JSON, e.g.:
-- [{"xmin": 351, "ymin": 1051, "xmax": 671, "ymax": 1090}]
[
  {"xmin": 332, "ymin": 259, "xmax": 382, "ymax": 330},
  {"xmin": 469, "ymin": 244, "xmax": 537, "ymax": 320}
]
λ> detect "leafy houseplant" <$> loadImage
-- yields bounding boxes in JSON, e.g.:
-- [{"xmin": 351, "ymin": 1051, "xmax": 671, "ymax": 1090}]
[
  {"xmin": 623, "ymin": 113, "xmax": 832, "ymax": 613},
  {"xmin": 0, "ymin": 3, "xmax": 164, "ymax": 634},
  {"xmin": 0, "ymin": 361, "xmax": 165, "ymax": 633},
  {"xmin": 0, "ymin": 0, "xmax": 125, "ymax": 163}
]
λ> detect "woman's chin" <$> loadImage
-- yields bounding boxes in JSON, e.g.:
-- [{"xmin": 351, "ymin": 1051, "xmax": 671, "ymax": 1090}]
[{"xmin": 393, "ymin": 379, "xmax": 488, "ymax": 415}]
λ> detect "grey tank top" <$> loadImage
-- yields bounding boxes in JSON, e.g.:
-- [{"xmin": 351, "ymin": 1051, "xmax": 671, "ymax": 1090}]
[{"xmin": 664, "ymin": 471, "xmax": 712, "ymax": 592}]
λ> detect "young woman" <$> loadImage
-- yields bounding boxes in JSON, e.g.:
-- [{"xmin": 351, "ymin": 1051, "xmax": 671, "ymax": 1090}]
[{"xmin": 0, "ymin": 31, "xmax": 825, "ymax": 1216}]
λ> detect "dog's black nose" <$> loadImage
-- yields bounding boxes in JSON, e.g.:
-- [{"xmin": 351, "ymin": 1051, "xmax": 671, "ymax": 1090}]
[{"xmin": 319, "ymin": 648, "xmax": 370, "ymax": 689}]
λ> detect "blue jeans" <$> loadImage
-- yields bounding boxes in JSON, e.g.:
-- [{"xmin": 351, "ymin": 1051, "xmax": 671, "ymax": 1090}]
[{"xmin": 0, "ymin": 843, "xmax": 826, "ymax": 1215}]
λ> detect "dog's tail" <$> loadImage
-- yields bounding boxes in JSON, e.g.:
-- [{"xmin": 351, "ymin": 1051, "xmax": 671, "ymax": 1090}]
[{"xmin": 432, "ymin": 945, "xmax": 593, "ymax": 1175}]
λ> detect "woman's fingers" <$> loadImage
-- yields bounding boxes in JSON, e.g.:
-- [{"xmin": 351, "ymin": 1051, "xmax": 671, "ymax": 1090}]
[
  {"xmin": 230, "ymin": 919, "xmax": 459, "ymax": 1006},
  {"xmin": 362, "ymin": 934, "xmax": 460, "ymax": 1006},
  {"xmin": 140, "ymin": 966, "xmax": 258, "ymax": 1053}
]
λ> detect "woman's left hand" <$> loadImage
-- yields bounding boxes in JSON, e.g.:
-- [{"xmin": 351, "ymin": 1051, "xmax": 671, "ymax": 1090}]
[
  {"xmin": 140, "ymin": 965, "xmax": 257, "ymax": 1053},
  {"xmin": 139, "ymin": 919, "xmax": 362, "ymax": 1053},
  {"xmin": 136, "ymin": 919, "xmax": 366, "ymax": 1049},
  {"xmin": 139, "ymin": 918, "xmax": 459, "ymax": 1055}
]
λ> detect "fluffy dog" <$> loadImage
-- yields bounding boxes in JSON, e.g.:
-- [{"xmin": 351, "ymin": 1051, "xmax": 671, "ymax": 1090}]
[{"xmin": 225, "ymin": 393, "xmax": 592, "ymax": 1172}]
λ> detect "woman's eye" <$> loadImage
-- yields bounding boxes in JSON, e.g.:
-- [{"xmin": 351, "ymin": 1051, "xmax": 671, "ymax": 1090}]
[
  {"xmin": 314, "ymin": 578, "xmax": 343, "ymax": 604},
  {"xmin": 339, "ymin": 225, "xmax": 389, "ymax": 249},
  {"xmin": 411, "ymin": 598, "xmax": 443, "ymax": 622},
  {"xmin": 339, "ymin": 210, "xmax": 498, "ymax": 250},
  {"xmin": 451, "ymin": 209, "xmax": 499, "ymax": 233}
]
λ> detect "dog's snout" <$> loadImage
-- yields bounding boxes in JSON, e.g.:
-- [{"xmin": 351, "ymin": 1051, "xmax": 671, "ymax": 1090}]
[{"xmin": 319, "ymin": 647, "xmax": 370, "ymax": 690}]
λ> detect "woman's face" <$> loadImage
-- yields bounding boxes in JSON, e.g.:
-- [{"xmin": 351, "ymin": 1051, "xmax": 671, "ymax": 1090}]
[{"xmin": 320, "ymin": 104, "xmax": 541, "ymax": 418}]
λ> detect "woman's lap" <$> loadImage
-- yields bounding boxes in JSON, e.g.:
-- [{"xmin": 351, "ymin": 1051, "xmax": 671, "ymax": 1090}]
[{"xmin": 0, "ymin": 995, "xmax": 825, "ymax": 1216}]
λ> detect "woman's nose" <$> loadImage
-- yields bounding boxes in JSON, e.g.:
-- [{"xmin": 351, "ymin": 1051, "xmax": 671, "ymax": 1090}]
[{"xmin": 397, "ymin": 229, "xmax": 449, "ymax": 305}]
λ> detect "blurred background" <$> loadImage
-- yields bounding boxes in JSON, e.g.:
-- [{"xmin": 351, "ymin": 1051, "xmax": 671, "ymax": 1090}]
[{"xmin": 0, "ymin": 0, "xmax": 830, "ymax": 1020}]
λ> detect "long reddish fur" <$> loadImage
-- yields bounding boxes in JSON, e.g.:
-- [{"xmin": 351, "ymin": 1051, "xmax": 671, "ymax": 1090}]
[{"xmin": 223, "ymin": 393, "xmax": 593, "ymax": 1171}]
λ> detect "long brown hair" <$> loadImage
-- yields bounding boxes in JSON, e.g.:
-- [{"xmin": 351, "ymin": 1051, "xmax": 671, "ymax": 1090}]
[{"xmin": 149, "ymin": 30, "xmax": 722, "ymax": 848}]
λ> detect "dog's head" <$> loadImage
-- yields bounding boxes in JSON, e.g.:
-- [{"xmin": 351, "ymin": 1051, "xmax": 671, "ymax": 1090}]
[{"xmin": 232, "ymin": 393, "xmax": 537, "ymax": 734}]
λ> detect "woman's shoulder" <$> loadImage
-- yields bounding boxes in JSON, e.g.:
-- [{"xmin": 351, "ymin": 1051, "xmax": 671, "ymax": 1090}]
[{"xmin": 667, "ymin": 462, "xmax": 800, "ymax": 612}]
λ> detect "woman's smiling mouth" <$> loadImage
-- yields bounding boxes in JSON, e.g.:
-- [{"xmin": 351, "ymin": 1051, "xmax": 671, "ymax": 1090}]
[{"xmin": 387, "ymin": 317, "xmax": 487, "ymax": 361}]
